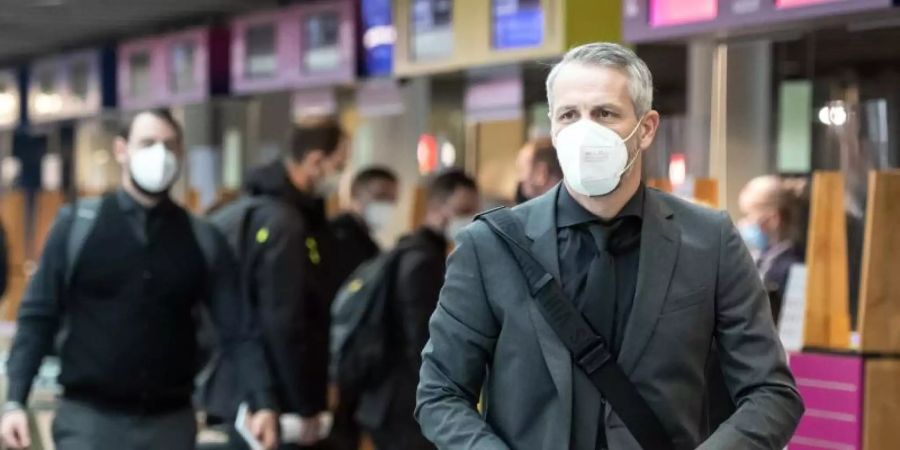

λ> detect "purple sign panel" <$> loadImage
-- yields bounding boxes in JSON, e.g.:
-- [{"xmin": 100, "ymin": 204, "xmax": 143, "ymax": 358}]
[
  {"xmin": 623, "ymin": 0, "xmax": 896, "ymax": 43},
  {"xmin": 231, "ymin": 1, "xmax": 355, "ymax": 95},
  {"xmin": 297, "ymin": 1, "xmax": 355, "ymax": 87},
  {"xmin": 119, "ymin": 28, "xmax": 214, "ymax": 110},
  {"xmin": 161, "ymin": 28, "xmax": 211, "ymax": 106},
  {"xmin": 118, "ymin": 37, "xmax": 165, "ymax": 110}
]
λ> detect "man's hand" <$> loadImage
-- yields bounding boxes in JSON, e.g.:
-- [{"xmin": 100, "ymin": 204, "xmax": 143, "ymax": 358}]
[
  {"xmin": 1, "ymin": 409, "xmax": 30, "ymax": 449},
  {"xmin": 297, "ymin": 416, "xmax": 322, "ymax": 445},
  {"xmin": 248, "ymin": 409, "xmax": 279, "ymax": 450}
]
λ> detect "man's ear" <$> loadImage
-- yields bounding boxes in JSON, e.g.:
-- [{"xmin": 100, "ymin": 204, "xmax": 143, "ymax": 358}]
[
  {"xmin": 638, "ymin": 110, "xmax": 661, "ymax": 151},
  {"xmin": 113, "ymin": 137, "xmax": 129, "ymax": 165}
]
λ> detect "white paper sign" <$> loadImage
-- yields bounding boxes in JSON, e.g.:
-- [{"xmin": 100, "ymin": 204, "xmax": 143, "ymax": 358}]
[
  {"xmin": 235, "ymin": 403, "xmax": 263, "ymax": 450},
  {"xmin": 778, "ymin": 264, "xmax": 807, "ymax": 352}
]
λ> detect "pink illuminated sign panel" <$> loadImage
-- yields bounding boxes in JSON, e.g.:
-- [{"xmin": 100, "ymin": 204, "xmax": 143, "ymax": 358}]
[
  {"xmin": 650, "ymin": 0, "xmax": 718, "ymax": 27},
  {"xmin": 776, "ymin": 0, "xmax": 845, "ymax": 9}
]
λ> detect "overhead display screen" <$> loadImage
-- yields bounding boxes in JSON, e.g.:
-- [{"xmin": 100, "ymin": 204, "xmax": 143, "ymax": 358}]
[
  {"xmin": 245, "ymin": 23, "xmax": 277, "ymax": 79},
  {"xmin": 70, "ymin": 59, "xmax": 90, "ymax": 102},
  {"xmin": 650, "ymin": 0, "xmax": 718, "ymax": 27},
  {"xmin": 129, "ymin": 52, "xmax": 152, "ymax": 98},
  {"xmin": 169, "ymin": 40, "xmax": 197, "ymax": 93},
  {"xmin": 492, "ymin": 0, "xmax": 544, "ymax": 50},
  {"xmin": 410, "ymin": 0, "xmax": 454, "ymax": 61},
  {"xmin": 303, "ymin": 11, "xmax": 342, "ymax": 73}
]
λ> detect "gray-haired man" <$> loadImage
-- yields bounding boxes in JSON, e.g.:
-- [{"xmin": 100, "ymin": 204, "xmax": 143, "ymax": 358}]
[{"xmin": 416, "ymin": 42, "xmax": 804, "ymax": 450}]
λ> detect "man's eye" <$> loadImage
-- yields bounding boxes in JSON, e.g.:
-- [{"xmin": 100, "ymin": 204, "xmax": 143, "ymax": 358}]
[{"xmin": 559, "ymin": 111, "xmax": 576, "ymax": 121}]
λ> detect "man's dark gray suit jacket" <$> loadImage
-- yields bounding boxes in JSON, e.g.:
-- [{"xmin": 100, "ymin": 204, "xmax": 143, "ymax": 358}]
[{"xmin": 416, "ymin": 184, "xmax": 804, "ymax": 450}]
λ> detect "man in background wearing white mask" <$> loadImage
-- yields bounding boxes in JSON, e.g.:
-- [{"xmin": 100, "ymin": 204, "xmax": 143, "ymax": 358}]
[
  {"xmin": 208, "ymin": 118, "xmax": 348, "ymax": 449},
  {"xmin": 330, "ymin": 166, "xmax": 400, "ymax": 287},
  {"xmin": 326, "ymin": 166, "xmax": 398, "ymax": 450},
  {"xmin": 353, "ymin": 169, "xmax": 478, "ymax": 450},
  {"xmin": 1, "ymin": 109, "xmax": 279, "ymax": 450},
  {"xmin": 417, "ymin": 43, "xmax": 803, "ymax": 450}
]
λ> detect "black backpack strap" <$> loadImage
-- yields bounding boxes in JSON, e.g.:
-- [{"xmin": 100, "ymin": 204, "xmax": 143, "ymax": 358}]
[
  {"xmin": 476, "ymin": 207, "xmax": 674, "ymax": 450},
  {"xmin": 65, "ymin": 197, "xmax": 102, "ymax": 287}
]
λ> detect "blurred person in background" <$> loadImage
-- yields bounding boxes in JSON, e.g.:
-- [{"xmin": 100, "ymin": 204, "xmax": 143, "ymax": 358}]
[
  {"xmin": 205, "ymin": 118, "xmax": 348, "ymax": 450},
  {"xmin": 326, "ymin": 166, "xmax": 399, "ymax": 450},
  {"xmin": 0, "ymin": 109, "xmax": 277, "ymax": 450},
  {"xmin": 330, "ymin": 167, "xmax": 400, "ymax": 287},
  {"xmin": 738, "ymin": 175, "xmax": 780, "ymax": 261},
  {"xmin": 738, "ymin": 175, "xmax": 809, "ymax": 323},
  {"xmin": 353, "ymin": 170, "xmax": 478, "ymax": 450},
  {"xmin": 515, "ymin": 138, "xmax": 563, "ymax": 203}
]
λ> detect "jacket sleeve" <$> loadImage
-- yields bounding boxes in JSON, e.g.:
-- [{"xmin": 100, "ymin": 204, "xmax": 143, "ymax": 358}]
[
  {"xmin": 394, "ymin": 248, "xmax": 443, "ymax": 368},
  {"xmin": 6, "ymin": 207, "xmax": 70, "ymax": 405},
  {"xmin": 415, "ymin": 228, "xmax": 511, "ymax": 450},
  {"xmin": 201, "ymin": 221, "xmax": 276, "ymax": 411},
  {"xmin": 254, "ymin": 216, "xmax": 327, "ymax": 416},
  {"xmin": 699, "ymin": 212, "xmax": 805, "ymax": 449}
]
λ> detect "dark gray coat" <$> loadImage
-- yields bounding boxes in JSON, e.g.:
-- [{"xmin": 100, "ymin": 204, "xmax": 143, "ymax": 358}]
[{"xmin": 416, "ymin": 185, "xmax": 804, "ymax": 450}]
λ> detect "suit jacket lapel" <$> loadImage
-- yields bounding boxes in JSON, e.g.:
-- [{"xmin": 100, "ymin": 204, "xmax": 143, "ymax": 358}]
[
  {"xmin": 522, "ymin": 185, "xmax": 572, "ymax": 446},
  {"xmin": 618, "ymin": 189, "xmax": 680, "ymax": 376}
]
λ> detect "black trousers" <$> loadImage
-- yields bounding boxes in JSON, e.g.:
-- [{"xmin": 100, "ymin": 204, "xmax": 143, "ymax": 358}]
[{"xmin": 53, "ymin": 399, "xmax": 195, "ymax": 450}]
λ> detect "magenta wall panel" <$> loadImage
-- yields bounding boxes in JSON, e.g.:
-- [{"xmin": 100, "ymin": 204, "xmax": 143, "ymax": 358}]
[
  {"xmin": 230, "ymin": 0, "xmax": 355, "ymax": 95},
  {"xmin": 623, "ymin": 0, "xmax": 895, "ymax": 43},
  {"xmin": 789, "ymin": 352, "xmax": 864, "ymax": 450}
]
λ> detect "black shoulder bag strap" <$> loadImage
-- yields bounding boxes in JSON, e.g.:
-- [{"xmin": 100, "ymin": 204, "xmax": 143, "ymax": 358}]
[{"xmin": 476, "ymin": 207, "xmax": 674, "ymax": 450}]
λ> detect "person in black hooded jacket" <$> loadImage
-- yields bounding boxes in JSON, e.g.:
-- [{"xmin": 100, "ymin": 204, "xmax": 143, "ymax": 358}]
[{"xmin": 209, "ymin": 118, "xmax": 349, "ymax": 449}]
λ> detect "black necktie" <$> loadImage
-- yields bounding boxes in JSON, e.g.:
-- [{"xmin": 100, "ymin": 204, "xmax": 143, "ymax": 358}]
[
  {"xmin": 581, "ymin": 220, "xmax": 637, "ymax": 450},
  {"xmin": 576, "ymin": 221, "xmax": 618, "ymax": 348}
]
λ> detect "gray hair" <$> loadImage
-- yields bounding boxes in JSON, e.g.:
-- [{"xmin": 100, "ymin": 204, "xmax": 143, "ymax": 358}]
[{"xmin": 546, "ymin": 42, "xmax": 654, "ymax": 117}]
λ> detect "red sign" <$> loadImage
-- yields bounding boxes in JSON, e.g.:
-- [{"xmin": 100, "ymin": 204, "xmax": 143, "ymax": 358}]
[
  {"xmin": 776, "ymin": 0, "xmax": 844, "ymax": 9},
  {"xmin": 650, "ymin": 0, "xmax": 718, "ymax": 26}
]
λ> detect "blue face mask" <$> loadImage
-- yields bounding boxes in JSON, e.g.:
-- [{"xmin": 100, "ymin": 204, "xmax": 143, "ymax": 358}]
[{"xmin": 739, "ymin": 223, "xmax": 769, "ymax": 253}]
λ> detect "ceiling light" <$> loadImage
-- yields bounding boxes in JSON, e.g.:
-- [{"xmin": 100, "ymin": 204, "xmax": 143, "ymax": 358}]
[{"xmin": 818, "ymin": 106, "xmax": 831, "ymax": 125}]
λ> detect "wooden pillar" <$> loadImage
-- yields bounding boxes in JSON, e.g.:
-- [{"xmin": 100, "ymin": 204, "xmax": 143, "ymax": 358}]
[
  {"xmin": 858, "ymin": 170, "xmax": 900, "ymax": 353},
  {"xmin": 804, "ymin": 171, "xmax": 851, "ymax": 349}
]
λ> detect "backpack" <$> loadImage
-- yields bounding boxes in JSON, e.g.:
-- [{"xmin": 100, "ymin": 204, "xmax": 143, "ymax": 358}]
[
  {"xmin": 329, "ymin": 243, "xmax": 411, "ymax": 392},
  {"xmin": 206, "ymin": 196, "xmax": 274, "ymax": 265},
  {"xmin": 200, "ymin": 196, "xmax": 274, "ymax": 367}
]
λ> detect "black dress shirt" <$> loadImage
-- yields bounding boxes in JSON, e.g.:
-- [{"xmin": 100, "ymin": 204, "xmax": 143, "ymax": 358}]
[{"xmin": 556, "ymin": 185, "xmax": 644, "ymax": 354}]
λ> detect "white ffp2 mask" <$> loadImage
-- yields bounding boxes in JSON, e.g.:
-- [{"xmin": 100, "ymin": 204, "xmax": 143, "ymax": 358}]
[
  {"xmin": 554, "ymin": 119, "xmax": 642, "ymax": 197},
  {"xmin": 363, "ymin": 201, "xmax": 397, "ymax": 234},
  {"xmin": 129, "ymin": 142, "xmax": 178, "ymax": 194}
]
